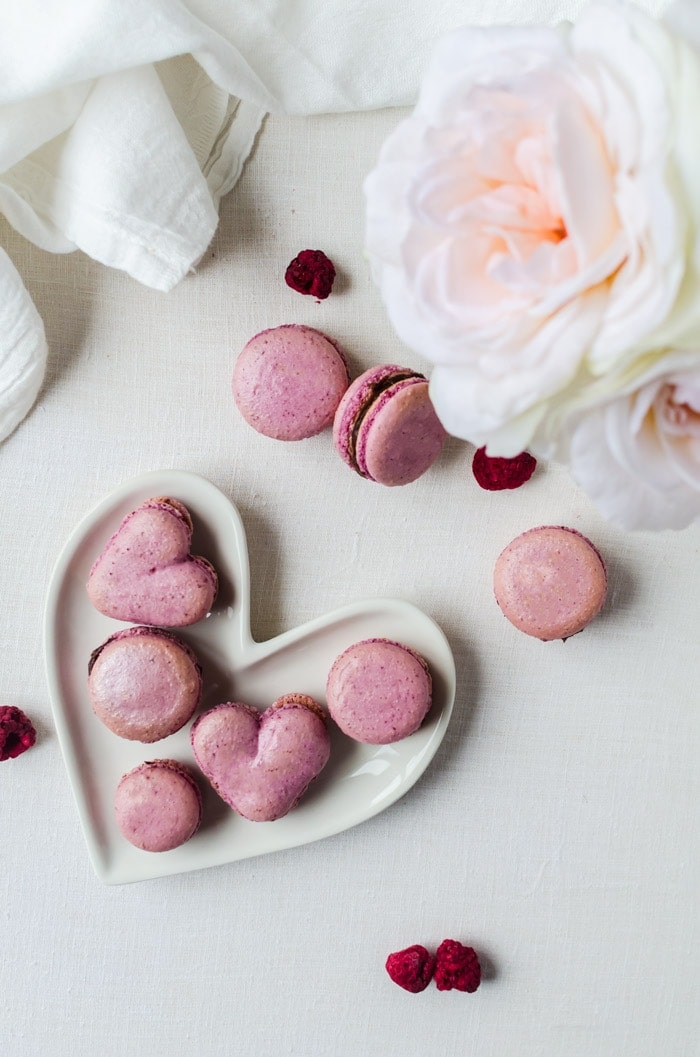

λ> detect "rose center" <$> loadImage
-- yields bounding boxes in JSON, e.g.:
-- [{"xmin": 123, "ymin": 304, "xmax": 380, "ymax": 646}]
[{"xmin": 656, "ymin": 383, "xmax": 700, "ymax": 437}]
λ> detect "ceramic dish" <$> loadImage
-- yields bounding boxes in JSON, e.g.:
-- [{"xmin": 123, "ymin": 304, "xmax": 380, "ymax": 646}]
[{"xmin": 44, "ymin": 470, "xmax": 456, "ymax": 884}]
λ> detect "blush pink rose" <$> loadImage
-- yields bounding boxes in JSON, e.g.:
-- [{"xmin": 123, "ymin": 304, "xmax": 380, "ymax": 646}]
[
  {"xmin": 565, "ymin": 350, "xmax": 700, "ymax": 530},
  {"xmin": 364, "ymin": 3, "xmax": 700, "ymax": 457}
]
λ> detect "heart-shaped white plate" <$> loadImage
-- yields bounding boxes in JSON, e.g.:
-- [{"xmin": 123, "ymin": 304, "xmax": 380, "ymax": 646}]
[{"xmin": 44, "ymin": 471, "xmax": 455, "ymax": 884}]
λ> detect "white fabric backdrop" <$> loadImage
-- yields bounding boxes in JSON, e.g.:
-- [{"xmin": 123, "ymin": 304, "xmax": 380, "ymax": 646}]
[{"xmin": 0, "ymin": 107, "xmax": 697, "ymax": 1057}]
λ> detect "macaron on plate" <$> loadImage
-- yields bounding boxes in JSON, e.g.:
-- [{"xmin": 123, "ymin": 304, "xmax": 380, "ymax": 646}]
[{"xmin": 44, "ymin": 470, "xmax": 455, "ymax": 884}]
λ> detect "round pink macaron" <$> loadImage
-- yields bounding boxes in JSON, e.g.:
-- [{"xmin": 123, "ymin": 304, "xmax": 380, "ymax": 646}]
[
  {"xmin": 326, "ymin": 638, "xmax": 433, "ymax": 744},
  {"xmin": 232, "ymin": 324, "xmax": 350, "ymax": 440},
  {"xmin": 333, "ymin": 365, "xmax": 446, "ymax": 485},
  {"xmin": 114, "ymin": 759, "xmax": 202, "ymax": 852},
  {"xmin": 88, "ymin": 627, "xmax": 202, "ymax": 742},
  {"xmin": 494, "ymin": 525, "xmax": 607, "ymax": 641}
]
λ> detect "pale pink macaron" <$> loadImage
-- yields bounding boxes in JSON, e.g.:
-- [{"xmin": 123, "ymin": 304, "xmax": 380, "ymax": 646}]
[
  {"xmin": 114, "ymin": 759, "xmax": 203, "ymax": 852},
  {"xmin": 232, "ymin": 324, "xmax": 350, "ymax": 440},
  {"xmin": 494, "ymin": 525, "xmax": 608, "ymax": 641},
  {"xmin": 87, "ymin": 496, "xmax": 218, "ymax": 627},
  {"xmin": 190, "ymin": 694, "xmax": 331, "ymax": 821},
  {"xmin": 333, "ymin": 364, "xmax": 447, "ymax": 486},
  {"xmin": 326, "ymin": 638, "xmax": 433, "ymax": 744},
  {"xmin": 88, "ymin": 627, "xmax": 202, "ymax": 742}
]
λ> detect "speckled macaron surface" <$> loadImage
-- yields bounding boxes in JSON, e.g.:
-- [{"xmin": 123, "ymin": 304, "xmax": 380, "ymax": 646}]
[
  {"xmin": 114, "ymin": 760, "xmax": 202, "ymax": 852},
  {"xmin": 494, "ymin": 525, "xmax": 608, "ymax": 641},
  {"xmin": 333, "ymin": 365, "xmax": 446, "ymax": 485},
  {"xmin": 86, "ymin": 496, "xmax": 218, "ymax": 627},
  {"xmin": 88, "ymin": 627, "xmax": 202, "ymax": 742},
  {"xmin": 191, "ymin": 696, "xmax": 330, "ymax": 822},
  {"xmin": 232, "ymin": 324, "xmax": 350, "ymax": 440},
  {"xmin": 326, "ymin": 638, "xmax": 433, "ymax": 744}
]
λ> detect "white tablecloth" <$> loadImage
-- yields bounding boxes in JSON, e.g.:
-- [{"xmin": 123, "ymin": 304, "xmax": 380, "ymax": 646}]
[{"xmin": 0, "ymin": 109, "xmax": 697, "ymax": 1057}]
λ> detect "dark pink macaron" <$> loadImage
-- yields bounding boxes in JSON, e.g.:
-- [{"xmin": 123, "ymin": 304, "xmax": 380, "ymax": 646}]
[
  {"xmin": 326, "ymin": 638, "xmax": 432, "ymax": 744},
  {"xmin": 333, "ymin": 365, "xmax": 446, "ymax": 485},
  {"xmin": 232, "ymin": 324, "xmax": 350, "ymax": 440},
  {"xmin": 494, "ymin": 525, "xmax": 607, "ymax": 641},
  {"xmin": 88, "ymin": 627, "xmax": 202, "ymax": 742},
  {"xmin": 114, "ymin": 759, "xmax": 203, "ymax": 852}
]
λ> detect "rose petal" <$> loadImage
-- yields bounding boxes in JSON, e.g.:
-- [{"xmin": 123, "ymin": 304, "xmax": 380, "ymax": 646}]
[{"xmin": 568, "ymin": 402, "xmax": 700, "ymax": 530}]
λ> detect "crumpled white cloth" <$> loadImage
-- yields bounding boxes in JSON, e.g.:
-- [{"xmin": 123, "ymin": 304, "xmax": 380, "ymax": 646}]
[{"xmin": 0, "ymin": 0, "xmax": 670, "ymax": 442}]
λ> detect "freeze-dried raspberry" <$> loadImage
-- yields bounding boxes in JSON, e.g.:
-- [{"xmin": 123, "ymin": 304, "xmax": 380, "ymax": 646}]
[
  {"xmin": 385, "ymin": 944, "xmax": 436, "ymax": 993},
  {"xmin": 434, "ymin": 939, "xmax": 481, "ymax": 992},
  {"xmin": 0, "ymin": 706, "xmax": 36, "ymax": 761},
  {"xmin": 285, "ymin": 249, "xmax": 336, "ymax": 299},
  {"xmin": 472, "ymin": 446, "xmax": 537, "ymax": 490}
]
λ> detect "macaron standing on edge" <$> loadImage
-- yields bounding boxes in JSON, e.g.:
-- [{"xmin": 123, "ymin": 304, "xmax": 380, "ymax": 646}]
[
  {"xmin": 493, "ymin": 525, "xmax": 608, "ymax": 641},
  {"xmin": 233, "ymin": 324, "xmax": 350, "ymax": 440},
  {"xmin": 333, "ymin": 365, "xmax": 447, "ymax": 486}
]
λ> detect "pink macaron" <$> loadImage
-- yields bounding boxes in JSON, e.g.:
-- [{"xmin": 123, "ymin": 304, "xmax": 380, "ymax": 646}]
[
  {"xmin": 87, "ymin": 496, "xmax": 218, "ymax": 627},
  {"xmin": 326, "ymin": 638, "xmax": 433, "ymax": 744},
  {"xmin": 494, "ymin": 525, "xmax": 608, "ymax": 641},
  {"xmin": 191, "ymin": 694, "xmax": 331, "ymax": 821},
  {"xmin": 114, "ymin": 759, "xmax": 203, "ymax": 852},
  {"xmin": 232, "ymin": 324, "xmax": 350, "ymax": 440},
  {"xmin": 88, "ymin": 627, "xmax": 202, "ymax": 742},
  {"xmin": 333, "ymin": 365, "xmax": 447, "ymax": 485}
]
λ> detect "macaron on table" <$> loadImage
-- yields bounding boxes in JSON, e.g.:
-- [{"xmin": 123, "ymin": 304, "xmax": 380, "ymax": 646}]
[
  {"xmin": 1, "ymin": 107, "xmax": 696, "ymax": 1057},
  {"xmin": 233, "ymin": 325, "xmax": 350, "ymax": 440},
  {"xmin": 333, "ymin": 364, "xmax": 446, "ymax": 485}
]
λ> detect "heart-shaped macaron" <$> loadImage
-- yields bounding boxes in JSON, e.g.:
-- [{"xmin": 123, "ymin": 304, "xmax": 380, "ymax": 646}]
[
  {"xmin": 190, "ymin": 695, "xmax": 331, "ymax": 821},
  {"xmin": 86, "ymin": 496, "xmax": 218, "ymax": 626}
]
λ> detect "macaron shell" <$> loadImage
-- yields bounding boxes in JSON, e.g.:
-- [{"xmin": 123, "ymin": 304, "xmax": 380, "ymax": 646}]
[
  {"xmin": 191, "ymin": 700, "xmax": 331, "ymax": 822},
  {"xmin": 326, "ymin": 638, "xmax": 432, "ymax": 744},
  {"xmin": 86, "ymin": 499, "xmax": 218, "ymax": 627},
  {"xmin": 233, "ymin": 324, "xmax": 350, "ymax": 440},
  {"xmin": 114, "ymin": 760, "xmax": 202, "ymax": 852},
  {"xmin": 358, "ymin": 377, "xmax": 447, "ymax": 486},
  {"xmin": 270, "ymin": 692, "xmax": 328, "ymax": 722},
  {"xmin": 493, "ymin": 525, "xmax": 608, "ymax": 641},
  {"xmin": 88, "ymin": 627, "xmax": 202, "ymax": 742}
]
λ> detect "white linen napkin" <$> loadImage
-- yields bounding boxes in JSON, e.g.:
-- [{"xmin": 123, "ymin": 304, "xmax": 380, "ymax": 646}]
[{"xmin": 0, "ymin": 0, "xmax": 671, "ymax": 442}]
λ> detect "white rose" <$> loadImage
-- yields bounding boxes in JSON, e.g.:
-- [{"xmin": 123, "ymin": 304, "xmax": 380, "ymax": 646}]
[
  {"xmin": 565, "ymin": 350, "xmax": 700, "ymax": 530},
  {"xmin": 364, "ymin": 2, "xmax": 700, "ymax": 456}
]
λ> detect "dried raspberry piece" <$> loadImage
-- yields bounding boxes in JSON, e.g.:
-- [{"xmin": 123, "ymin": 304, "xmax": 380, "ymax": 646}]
[
  {"xmin": 472, "ymin": 446, "xmax": 537, "ymax": 491},
  {"xmin": 285, "ymin": 249, "xmax": 336, "ymax": 299},
  {"xmin": 434, "ymin": 939, "xmax": 481, "ymax": 992},
  {"xmin": 385, "ymin": 944, "xmax": 436, "ymax": 993},
  {"xmin": 0, "ymin": 706, "xmax": 36, "ymax": 761}
]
